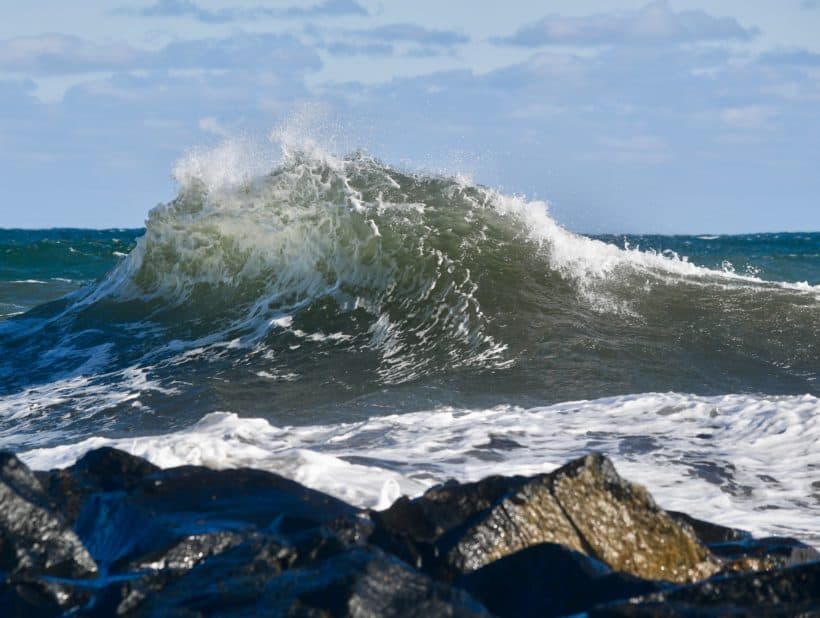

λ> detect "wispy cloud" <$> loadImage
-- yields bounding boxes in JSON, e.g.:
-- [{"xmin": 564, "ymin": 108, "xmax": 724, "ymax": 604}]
[
  {"xmin": 0, "ymin": 32, "xmax": 321, "ymax": 75},
  {"xmin": 306, "ymin": 22, "xmax": 469, "ymax": 59},
  {"xmin": 0, "ymin": 35, "xmax": 140, "ymax": 74},
  {"xmin": 495, "ymin": 1, "xmax": 757, "ymax": 47},
  {"xmin": 120, "ymin": 0, "xmax": 367, "ymax": 22},
  {"xmin": 349, "ymin": 23, "xmax": 469, "ymax": 47},
  {"xmin": 760, "ymin": 47, "xmax": 820, "ymax": 66},
  {"xmin": 720, "ymin": 105, "xmax": 777, "ymax": 129}
]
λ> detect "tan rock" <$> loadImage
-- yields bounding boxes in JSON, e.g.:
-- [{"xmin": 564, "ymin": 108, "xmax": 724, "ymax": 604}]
[{"xmin": 551, "ymin": 454, "xmax": 719, "ymax": 582}]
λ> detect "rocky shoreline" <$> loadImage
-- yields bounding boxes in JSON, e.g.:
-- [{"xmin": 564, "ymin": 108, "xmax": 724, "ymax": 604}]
[{"xmin": 1, "ymin": 448, "xmax": 818, "ymax": 616}]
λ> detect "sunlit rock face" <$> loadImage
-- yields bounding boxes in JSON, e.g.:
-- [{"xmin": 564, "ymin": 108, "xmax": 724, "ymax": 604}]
[{"xmin": 372, "ymin": 453, "xmax": 718, "ymax": 583}]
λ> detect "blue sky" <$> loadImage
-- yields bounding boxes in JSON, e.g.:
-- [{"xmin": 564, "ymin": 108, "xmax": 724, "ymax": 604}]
[{"xmin": 1, "ymin": 1, "xmax": 818, "ymax": 233}]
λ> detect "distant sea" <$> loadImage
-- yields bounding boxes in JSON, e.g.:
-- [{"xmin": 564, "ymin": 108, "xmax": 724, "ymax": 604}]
[{"xmin": 1, "ymin": 151, "xmax": 818, "ymax": 545}]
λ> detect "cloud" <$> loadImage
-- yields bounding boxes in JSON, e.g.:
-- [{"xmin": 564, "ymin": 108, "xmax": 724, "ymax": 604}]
[
  {"xmin": 121, "ymin": 0, "xmax": 367, "ymax": 22},
  {"xmin": 760, "ymin": 48, "xmax": 820, "ymax": 66},
  {"xmin": 801, "ymin": 0, "xmax": 819, "ymax": 9},
  {"xmin": 495, "ymin": 1, "xmax": 757, "ymax": 47},
  {"xmin": 720, "ymin": 105, "xmax": 777, "ymax": 129},
  {"xmin": 597, "ymin": 135, "xmax": 669, "ymax": 164},
  {"xmin": 305, "ymin": 22, "xmax": 468, "ymax": 59},
  {"xmin": 0, "ymin": 34, "xmax": 140, "ymax": 74},
  {"xmin": 324, "ymin": 42, "xmax": 394, "ymax": 57},
  {"xmin": 351, "ymin": 23, "xmax": 469, "ymax": 47},
  {"xmin": 0, "ymin": 32, "xmax": 321, "ymax": 76}
]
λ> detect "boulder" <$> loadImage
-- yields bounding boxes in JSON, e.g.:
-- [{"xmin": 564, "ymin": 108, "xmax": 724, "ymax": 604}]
[
  {"xmin": 132, "ymin": 542, "xmax": 491, "ymax": 617},
  {"xmin": 593, "ymin": 559, "xmax": 820, "ymax": 616},
  {"xmin": 63, "ymin": 459, "xmax": 362, "ymax": 573},
  {"xmin": 550, "ymin": 454, "xmax": 719, "ymax": 582},
  {"xmin": 455, "ymin": 542, "xmax": 664, "ymax": 618},
  {"xmin": 372, "ymin": 453, "xmax": 719, "ymax": 582},
  {"xmin": 0, "ymin": 577, "xmax": 64, "ymax": 617},
  {"xmin": 0, "ymin": 452, "xmax": 97, "ymax": 578},
  {"xmin": 37, "ymin": 446, "xmax": 159, "ymax": 524}
]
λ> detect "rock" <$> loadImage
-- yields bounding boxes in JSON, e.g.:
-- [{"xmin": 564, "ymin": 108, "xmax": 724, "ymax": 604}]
[
  {"xmin": 455, "ymin": 543, "xmax": 664, "ymax": 618},
  {"xmin": 0, "ymin": 452, "xmax": 97, "ymax": 578},
  {"xmin": 0, "ymin": 577, "xmax": 63, "ymax": 617},
  {"xmin": 439, "ymin": 473, "xmax": 586, "ymax": 574},
  {"xmin": 592, "ymin": 559, "xmax": 820, "ymax": 616},
  {"xmin": 666, "ymin": 510, "xmax": 751, "ymax": 545},
  {"xmin": 711, "ymin": 536, "xmax": 820, "ymax": 573},
  {"xmin": 372, "ymin": 453, "xmax": 718, "ymax": 582},
  {"xmin": 131, "ymin": 542, "xmax": 491, "ymax": 617},
  {"xmin": 550, "ymin": 454, "xmax": 719, "ymax": 582},
  {"xmin": 37, "ymin": 447, "xmax": 159, "ymax": 524},
  {"xmin": 65, "ymin": 456, "xmax": 361, "ymax": 573}
]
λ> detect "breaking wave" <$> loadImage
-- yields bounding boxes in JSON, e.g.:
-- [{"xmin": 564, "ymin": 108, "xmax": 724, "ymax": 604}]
[{"xmin": 0, "ymin": 140, "xmax": 817, "ymax": 448}]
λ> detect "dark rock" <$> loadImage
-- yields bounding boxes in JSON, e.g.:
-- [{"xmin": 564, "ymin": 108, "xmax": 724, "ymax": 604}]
[
  {"xmin": 438, "ymin": 472, "xmax": 586, "ymax": 575},
  {"xmin": 456, "ymin": 543, "xmax": 664, "ymax": 618},
  {"xmin": 666, "ymin": 510, "xmax": 751, "ymax": 544},
  {"xmin": 132, "ymin": 542, "xmax": 490, "ymax": 617},
  {"xmin": 372, "ymin": 453, "xmax": 718, "ymax": 582},
  {"xmin": 38, "ymin": 447, "xmax": 159, "ymax": 524},
  {"xmin": 0, "ymin": 577, "xmax": 64, "ymax": 617},
  {"xmin": 369, "ymin": 475, "xmax": 529, "ymax": 571},
  {"xmin": 711, "ymin": 536, "xmax": 820, "ymax": 573},
  {"xmin": 592, "ymin": 559, "xmax": 820, "ymax": 616},
  {"xmin": 0, "ymin": 452, "xmax": 97, "ymax": 578},
  {"xmin": 70, "ymin": 457, "xmax": 361, "ymax": 573}
]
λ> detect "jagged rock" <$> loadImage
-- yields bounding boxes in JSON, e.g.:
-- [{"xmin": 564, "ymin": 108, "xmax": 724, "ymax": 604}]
[
  {"xmin": 550, "ymin": 454, "xmax": 719, "ymax": 582},
  {"xmin": 4, "ymin": 446, "xmax": 814, "ymax": 617},
  {"xmin": 369, "ymin": 475, "xmax": 527, "ymax": 570},
  {"xmin": 711, "ymin": 536, "xmax": 820, "ymax": 573},
  {"xmin": 439, "ymin": 473, "xmax": 585, "ymax": 574},
  {"xmin": 67, "ymin": 458, "xmax": 361, "ymax": 573},
  {"xmin": 0, "ymin": 577, "xmax": 63, "ymax": 617},
  {"xmin": 37, "ymin": 447, "xmax": 159, "ymax": 524},
  {"xmin": 666, "ymin": 510, "xmax": 751, "ymax": 545},
  {"xmin": 592, "ymin": 559, "xmax": 820, "ymax": 616},
  {"xmin": 131, "ymin": 542, "xmax": 491, "ymax": 617},
  {"xmin": 0, "ymin": 452, "xmax": 97, "ymax": 578},
  {"xmin": 455, "ymin": 543, "xmax": 664, "ymax": 618},
  {"xmin": 372, "ymin": 453, "xmax": 718, "ymax": 583}
]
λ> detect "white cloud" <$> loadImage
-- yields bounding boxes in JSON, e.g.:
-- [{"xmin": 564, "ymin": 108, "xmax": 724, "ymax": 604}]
[
  {"xmin": 496, "ymin": 1, "xmax": 757, "ymax": 47},
  {"xmin": 0, "ymin": 34, "xmax": 140, "ymax": 74},
  {"xmin": 120, "ymin": 0, "xmax": 368, "ymax": 22},
  {"xmin": 198, "ymin": 116, "xmax": 228, "ymax": 136},
  {"xmin": 720, "ymin": 105, "xmax": 777, "ymax": 129},
  {"xmin": 0, "ymin": 33, "xmax": 321, "ymax": 76}
]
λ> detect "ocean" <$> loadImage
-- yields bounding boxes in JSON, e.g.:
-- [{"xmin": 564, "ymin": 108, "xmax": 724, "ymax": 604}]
[{"xmin": 1, "ymin": 148, "xmax": 818, "ymax": 546}]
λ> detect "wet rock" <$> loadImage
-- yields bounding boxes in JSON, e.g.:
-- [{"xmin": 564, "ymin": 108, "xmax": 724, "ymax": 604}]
[
  {"xmin": 551, "ymin": 454, "xmax": 719, "ymax": 582},
  {"xmin": 439, "ymin": 472, "xmax": 585, "ymax": 574},
  {"xmin": 666, "ymin": 510, "xmax": 751, "ymax": 545},
  {"xmin": 0, "ymin": 577, "xmax": 63, "ymax": 617},
  {"xmin": 593, "ymin": 559, "xmax": 820, "ymax": 616},
  {"xmin": 455, "ymin": 543, "xmax": 664, "ymax": 618},
  {"xmin": 132, "ymin": 542, "xmax": 490, "ymax": 617},
  {"xmin": 711, "ymin": 536, "xmax": 820, "ymax": 573},
  {"xmin": 369, "ymin": 475, "xmax": 528, "ymax": 571},
  {"xmin": 37, "ymin": 447, "xmax": 159, "ymax": 524},
  {"xmin": 373, "ymin": 453, "xmax": 718, "ymax": 582},
  {"xmin": 71, "ymin": 458, "xmax": 361, "ymax": 573},
  {"xmin": 0, "ymin": 452, "xmax": 97, "ymax": 578}
]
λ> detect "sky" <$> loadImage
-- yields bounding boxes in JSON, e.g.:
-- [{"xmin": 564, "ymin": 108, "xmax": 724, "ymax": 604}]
[{"xmin": 1, "ymin": 1, "xmax": 819, "ymax": 233}]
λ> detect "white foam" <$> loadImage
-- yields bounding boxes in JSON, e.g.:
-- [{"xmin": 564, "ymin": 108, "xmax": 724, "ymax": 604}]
[{"xmin": 20, "ymin": 392, "xmax": 820, "ymax": 545}]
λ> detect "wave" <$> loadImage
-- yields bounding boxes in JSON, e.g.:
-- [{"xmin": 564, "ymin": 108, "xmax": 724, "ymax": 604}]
[{"xmin": 0, "ymin": 141, "xmax": 818, "ymax": 446}]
